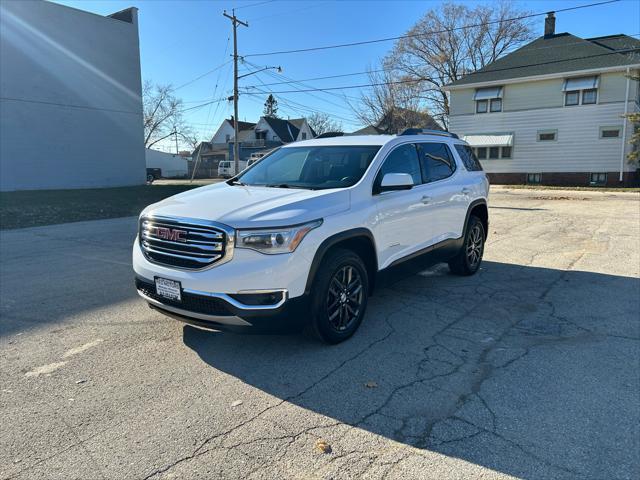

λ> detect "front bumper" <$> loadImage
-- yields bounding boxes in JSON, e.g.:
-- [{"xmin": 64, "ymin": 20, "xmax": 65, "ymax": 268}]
[{"xmin": 135, "ymin": 277, "xmax": 305, "ymax": 330}]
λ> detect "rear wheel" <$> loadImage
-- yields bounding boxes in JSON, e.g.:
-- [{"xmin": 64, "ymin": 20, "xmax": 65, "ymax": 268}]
[
  {"xmin": 448, "ymin": 216, "xmax": 485, "ymax": 276},
  {"xmin": 309, "ymin": 248, "xmax": 369, "ymax": 344}
]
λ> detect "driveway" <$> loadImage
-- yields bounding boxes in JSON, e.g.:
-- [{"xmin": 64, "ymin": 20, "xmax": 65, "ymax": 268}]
[{"xmin": 1, "ymin": 187, "xmax": 638, "ymax": 479}]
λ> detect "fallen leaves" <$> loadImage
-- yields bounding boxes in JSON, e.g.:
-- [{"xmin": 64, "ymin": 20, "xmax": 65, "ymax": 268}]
[
  {"xmin": 315, "ymin": 439, "xmax": 332, "ymax": 454},
  {"xmin": 231, "ymin": 400, "xmax": 243, "ymax": 407}
]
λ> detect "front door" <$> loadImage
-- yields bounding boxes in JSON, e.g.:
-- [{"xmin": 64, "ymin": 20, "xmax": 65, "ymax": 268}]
[{"xmin": 372, "ymin": 143, "xmax": 432, "ymax": 268}]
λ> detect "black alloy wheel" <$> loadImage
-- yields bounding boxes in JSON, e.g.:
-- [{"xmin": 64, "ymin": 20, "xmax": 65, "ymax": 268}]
[
  {"xmin": 326, "ymin": 264, "xmax": 364, "ymax": 332},
  {"xmin": 309, "ymin": 248, "xmax": 369, "ymax": 344}
]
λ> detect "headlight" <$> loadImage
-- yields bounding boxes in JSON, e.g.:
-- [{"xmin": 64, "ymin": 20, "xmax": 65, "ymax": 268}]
[{"xmin": 236, "ymin": 219, "xmax": 322, "ymax": 254}]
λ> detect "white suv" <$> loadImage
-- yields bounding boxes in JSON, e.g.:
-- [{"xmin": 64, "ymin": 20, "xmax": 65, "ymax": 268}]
[{"xmin": 133, "ymin": 130, "xmax": 489, "ymax": 343}]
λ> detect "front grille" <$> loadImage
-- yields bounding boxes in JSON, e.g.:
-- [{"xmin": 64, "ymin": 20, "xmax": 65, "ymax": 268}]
[
  {"xmin": 139, "ymin": 216, "xmax": 231, "ymax": 270},
  {"xmin": 136, "ymin": 278, "xmax": 233, "ymax": 316}
]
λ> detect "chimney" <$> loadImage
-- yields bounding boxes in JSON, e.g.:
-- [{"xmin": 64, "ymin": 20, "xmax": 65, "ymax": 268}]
[{"xmin": 544, "ymin": 12, "xmax": 556, "ymax": 37}]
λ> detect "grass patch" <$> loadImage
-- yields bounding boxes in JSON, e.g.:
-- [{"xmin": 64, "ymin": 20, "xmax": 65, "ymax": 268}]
[
  {"xmin": 0, "ymin": 185, "xmax": 201, "ymax": 230},
  {"xmin": 500, "ymin": 185, "xmax": 640, "ymax": 193}
]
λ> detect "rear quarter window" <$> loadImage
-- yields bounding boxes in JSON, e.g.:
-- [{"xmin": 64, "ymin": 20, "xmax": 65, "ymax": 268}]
[{"xmin": 454, "ymin": 144, "xmax": 484, "ymax": 172}]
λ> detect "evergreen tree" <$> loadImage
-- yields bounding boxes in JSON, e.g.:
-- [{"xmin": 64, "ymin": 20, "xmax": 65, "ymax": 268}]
[{"xmin": 263, "ymin": 94, "xmax": 279, "ymax": 118}]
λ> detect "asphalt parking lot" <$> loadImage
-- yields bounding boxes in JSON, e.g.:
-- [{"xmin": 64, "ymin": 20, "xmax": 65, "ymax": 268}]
[{"xmin": 1, "ymin": 187, "xmax": 639, "ymax": 480}]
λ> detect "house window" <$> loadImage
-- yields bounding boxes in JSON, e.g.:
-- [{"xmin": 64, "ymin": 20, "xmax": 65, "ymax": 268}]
[
  {"xmin": 476, "ymin": 147, "xmax": 488, "ymax": 159},
  {"xmin": 565, "ymin": 91, "xmax": 580, "ymax": 106},
  {"xmin": 538, "ymin": 130, "xmax": 557, "ymax": 141},
  {"xmin": 501, "ymin": 146, "xmax": 512, "ymax": 158},
  {"xmin": 474, "ymin": 86, "xmax": 503, "ymax": 114},
  {"xmin": 590, "ymin": 173, "xmax": 607, "ymax": 185},
  {"xmin": 225, "ymin": 134, "xmax": 231, "ymax": 143},
  {"xmin": 563, "ymin": 76, "xmax": 598, "ymax": 106},
  {"xmin": 301, "ymin": 132, "xmax": 307, "ymax": 140},
  {"xmin": 489, "ymin": 146, "xmax": 500, "ymax": 159},
  {"xmin": 600, "ymin": 127, "xmax": 621, "ymax": 139},
  {"xmin": 582, "ymin": 89, "xmax": 597, "ymax": 104},
  {"xmin": 527, "ymin": 173, "xmax": 542, "ymax": 184}
]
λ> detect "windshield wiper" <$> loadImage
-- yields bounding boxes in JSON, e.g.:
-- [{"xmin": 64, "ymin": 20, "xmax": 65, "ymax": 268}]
[{"xmin": 265, "ymin": 183, "xmax": 316, "ymax": 190}]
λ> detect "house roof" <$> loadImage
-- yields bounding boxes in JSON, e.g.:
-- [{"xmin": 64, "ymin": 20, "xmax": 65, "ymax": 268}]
[
  {"xmin": 448, "ymin": 33, "xmax": 640, "ymax": 88},
  {"xmin": 263, "ymin": 116, "xmax": 300, "ymax": 143},
  {"xmin": 227, "ymin": 119, "xmax": 256, "ymax": 131},
  {"xmin": 352, "ymin": 108, "xmax": 442, "ymax": 135},
  {"xmin": 351, "ymin": 125, "xmax": 385, "ymax": 135},
  {"xmin": 288, "ymin": 118, "xmax": 317, "ymax": 137}
]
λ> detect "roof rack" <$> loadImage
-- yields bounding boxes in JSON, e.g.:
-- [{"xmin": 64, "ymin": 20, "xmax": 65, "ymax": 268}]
[
  {"xmin": 399, "ymin": 128, "xmax": 459, "ymax": 139},
  {"xmin": 315, "ymin": 132, "xmax": 345, "ymax": 138}
]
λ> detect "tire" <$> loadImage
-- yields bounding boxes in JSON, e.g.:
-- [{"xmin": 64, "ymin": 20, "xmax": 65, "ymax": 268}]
[
  {"xmin": 309, "ymin": 248, "xmax": 369, "ymax": 344},
  {"xmin": 448, "ymin": 216, "xmax": 485, "ymax": 276},
  {"xmin": 147, "ymin": 174, "xmax": 155, "ymax": 183}
]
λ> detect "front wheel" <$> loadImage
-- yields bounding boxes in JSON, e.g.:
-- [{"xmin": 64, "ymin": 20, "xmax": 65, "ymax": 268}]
[
  {"xmin": 448, "ymin": 216, "xmax": 485, "ymax": 276},
  {"xmin": 309, "ymin": 248, "xmax": 369, "ymax": 344}
]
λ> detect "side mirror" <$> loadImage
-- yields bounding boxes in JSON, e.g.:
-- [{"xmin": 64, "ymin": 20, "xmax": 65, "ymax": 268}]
[{"xmin": 379, "ymin": 172, "xmax": 414, "ymax": 192}]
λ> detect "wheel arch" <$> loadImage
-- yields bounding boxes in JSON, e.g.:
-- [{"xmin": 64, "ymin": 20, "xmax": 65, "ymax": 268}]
[
  {"xmin": 465, "ymin": 199, "xmax": 489, "ymax": 240},
  {"xmin": 305, "ymin": 228, "xmax": 378, "ymax": 296}
]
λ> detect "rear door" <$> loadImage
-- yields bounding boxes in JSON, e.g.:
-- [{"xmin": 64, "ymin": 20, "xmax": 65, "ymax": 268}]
[{"xmin": 416, "ymin": 142, "xmax": 468, "ymax": 243}]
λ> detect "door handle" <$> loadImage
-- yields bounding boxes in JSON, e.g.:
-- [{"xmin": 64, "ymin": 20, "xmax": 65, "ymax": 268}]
[
  {"xmin": 461, "ymin": 187, "xmax": 471, "ymax": 195},
  {"xmin": 421, "ymin": 195, "xmax": 432, "ymax": 204}
]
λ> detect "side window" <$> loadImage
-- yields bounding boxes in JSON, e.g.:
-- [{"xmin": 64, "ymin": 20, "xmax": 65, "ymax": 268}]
[
  {"xmin": 374, "ymin": 143, "xmax": 421, "ymax": 191},
  {"xmin": 417, "ymin": 143, "xmax": 457, "ymax": 183},
  {"xmin": 454, "ymin": 144, "xmax": 483, "ymax": 171}
]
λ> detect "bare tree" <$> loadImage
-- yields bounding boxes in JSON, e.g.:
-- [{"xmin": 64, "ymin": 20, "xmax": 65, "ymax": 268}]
[
  {"xmin": 358, "ymin": 1, "xmax": 534, "ymax": 130},
  {"xmin": 353, "ymin": 65, "xmax": 428, "ymax": 133},
  {"xmin": 307, "ymin": 112, "xmax": 343, "ymax": 136},
  {"xmin": 143, "ymin": 81, "xmax": 195, "ymax": 150}
]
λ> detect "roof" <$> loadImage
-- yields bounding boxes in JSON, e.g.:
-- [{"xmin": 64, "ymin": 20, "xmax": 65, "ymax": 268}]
[
  {"xmin": 227, "ymin": 119, "xmax": 256, "ymax": 131},
  {"xmin": 288, "ymin": 118, "xmax": 317, "ymax": 137},
  {"xmin": 448, "ymin": 33, "xmax": 640, "ymax": 88},
  {"xmin": 351, "ymin": 125, "xmax": 385, "ymax": 135},
  {"xmin": 263, "ymin": 117, "xmax": 300, "ymax": 143}
]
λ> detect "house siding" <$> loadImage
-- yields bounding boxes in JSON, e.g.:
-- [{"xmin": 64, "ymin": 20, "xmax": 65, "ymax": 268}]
[
  {"xmin": 450, "ymin": 71, "xmax": 637, "ymax": 117},
  {"xmin": 450, "ymin": 101, "xmax": 637, "ymax": 174}
]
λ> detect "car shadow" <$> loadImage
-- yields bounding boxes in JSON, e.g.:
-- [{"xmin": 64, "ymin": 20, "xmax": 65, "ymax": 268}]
[{"xmin": 183, "ymin": 259, "xmax": 639, "ymax": 478}]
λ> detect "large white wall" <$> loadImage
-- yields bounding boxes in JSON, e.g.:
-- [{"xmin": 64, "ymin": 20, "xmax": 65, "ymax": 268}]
[
  {"xmin": 145, "ymin": 149, "xmax": 188, "ymax": 178},
  {"xmin": 0, "ymin": 1, "xmax": 145, "ymax": 191}
]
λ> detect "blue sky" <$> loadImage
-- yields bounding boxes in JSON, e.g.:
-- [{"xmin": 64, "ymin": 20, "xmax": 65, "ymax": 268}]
[{"xmin": 53, "ymin": 0, "xmax": 640, "ymax": 150}]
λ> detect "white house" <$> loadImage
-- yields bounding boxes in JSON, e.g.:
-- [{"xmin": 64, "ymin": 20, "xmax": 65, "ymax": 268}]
[
  {"xmin": 145, "ymin": 149, "xmax": 188, "ymax": 178},
  {"xmin": 210, "ymin": 118, "xmax": 256, "ymax": 144},
  {"xmin": 445, "ymin": 14, "xmax": 639, "ymax": 186},
  {"xmin": 0, "ymin": 1, "xmax": 145, "ymax": 191}
]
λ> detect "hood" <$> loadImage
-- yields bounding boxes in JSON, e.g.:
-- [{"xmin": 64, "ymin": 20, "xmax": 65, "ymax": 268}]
[{"xmin": 142, "ymin": 182, "xmax": 350, "ymax": 229}]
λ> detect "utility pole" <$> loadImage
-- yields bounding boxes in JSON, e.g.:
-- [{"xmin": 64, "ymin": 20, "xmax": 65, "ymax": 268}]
[
  {"xmin": 174, "ymin": 129, "xmax": 179, "ymax": 155},
  {"xmin": 223, "ymin": 9, "xmax": 248, "ymax": 176}
]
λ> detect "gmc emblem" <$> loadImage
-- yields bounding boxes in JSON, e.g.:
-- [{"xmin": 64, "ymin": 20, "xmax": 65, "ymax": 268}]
[{"xmin": 153, "ymin": 226, "xmax": 188, "ymax": 242}]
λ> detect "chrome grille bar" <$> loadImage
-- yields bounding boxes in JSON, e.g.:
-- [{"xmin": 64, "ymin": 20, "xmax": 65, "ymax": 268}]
[{"xmin": 139, "ymin": 215, "xmax": 234, "ymax": 270}]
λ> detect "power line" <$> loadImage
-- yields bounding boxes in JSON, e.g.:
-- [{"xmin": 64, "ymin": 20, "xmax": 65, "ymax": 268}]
[
  {"xmin": 174, "ymin": 60, "xmax": 232, "ymax": 91},
  {"xmin": 235, "ymin": 33, "xmax": 640, "ymax": 93},
  {"xmin": 244, "ymin": 0, "xmax": 621, "ymax": 57},
  {"xmin": 234, "ymin": 0, "xmax": 277, "ymax": 11},
  {"xmin": 246, "ymin": 48, "xmax": 639, "ymax": 94},
  {"xmin": 240, "ymin": 69, "xmax": 385, "ymax": 88}
]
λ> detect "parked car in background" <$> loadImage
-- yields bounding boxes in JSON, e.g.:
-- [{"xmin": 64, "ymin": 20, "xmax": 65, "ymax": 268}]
[
  {"xmin": 217, "ymin": 160, "xmax": 248, "ymax": 178},
  {"xmin": 146, "ymin": 168, "xmax": 161, "ymax": 183},
  {"xmin": 134, "ymin": 130, "xmax": 489, "ymax": 344}
]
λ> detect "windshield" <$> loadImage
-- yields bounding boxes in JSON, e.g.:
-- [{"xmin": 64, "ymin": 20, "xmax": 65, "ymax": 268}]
[{"xmin": 235, "ymin": 145, "xmax": 381, "ymax": 190}]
